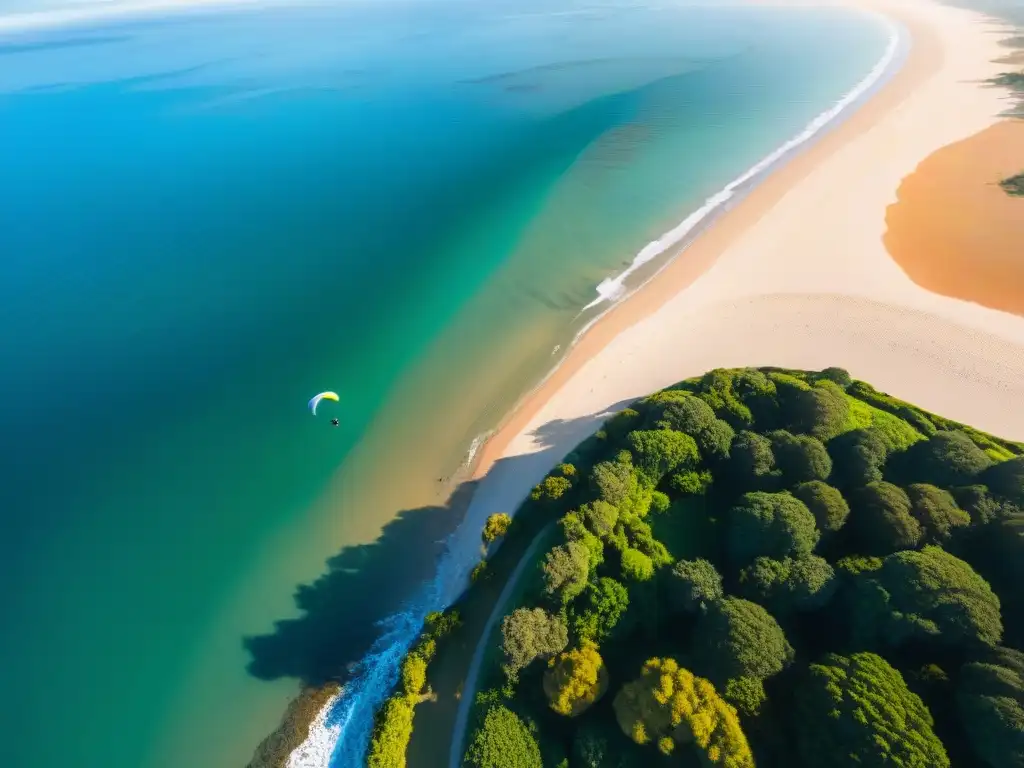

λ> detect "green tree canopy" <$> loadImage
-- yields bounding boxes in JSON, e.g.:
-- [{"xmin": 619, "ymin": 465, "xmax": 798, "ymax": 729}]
[
  {"xmin": 366, "ymin": 695, "xmax": 415, "ymax": 768},
  {"xmin": 905, "ymin": 483, "xmax": 970, "ymax": 544},
  {"xmin": 795, "ymin": 652, "xmax": 950, "ymax": 768},
  {"xmin": 571, "ymin": 576, "xmax": 630, "ymax": 644},
  {"xmin": 482, "ymin": 513, "xmax": 512, "ymax": 545},
  {"xmin": 543, "ymin": 642, "xmax": 609, "ymax": 717},
  {"xmin": 819, "ymin": 366, "xmax": 853, "ymax": 389},
  {"xmin": 792, "ymin": 480, "xmax": 850, "ymax": 536},
  {"xmin": 723, "ymin": 676, "xmax": 766, "ymax": 718},
  {"xmin": 851, "ymin": 546, "xmax": 1002, "ymax": 649},
  {"xmin": 590, "ymin": 460, "xmax": 637, "ymax": 507},
  {"xmin": 542, "ymin": 542, "xmax": 589, "ymax": 606},
  {"xmin": 613, "ymin": 657, "xmax": 754, "ymax": 766},
  {"xmin": 738, "ymin": 555, "xmax": 837, "ymax": 614},
  {"xmin": 828, "ymin": 427, "xmax": 890, "ymax": 488},
  {"xmin": 770, "ymin": 430, "xmax": 833, "ymax": 484},
  {"xmin": 581, "ymin": 500, "xmax": 619, "ymax": 539},
  {"xmin": 501, "ymin": 607, "xmax": 568, "ymax": 675},
  {"xmin": 692, "ymin": 597, "xmax": 794, "ymax": 685},
  {"xmin": 953, "ymin": 484, "xmax": 1021, "ymax": 526},
  {"xmin": 850, "ymin": 481, "xmax": 922, "ymax": 555},
  {"xmin": 982, "ymin": 455, "xmax": 1024, "ymax": 505},
  {"xmin": 904, "ymin": 430, "xmax": 994, "ymax": 487},
  {"xmin": 649, "ymin": 390, "xmax": 716, "ymax": 433},
  {"xmin": 783, "ymin": 379, "xmax": 850, "ymax": 442},
  {"xmin": 957, "ymin": 647, "xmax": 1024, "ymax": 768},
  {"xmin": 627, "ymin": 429, "xmax": 699, "ymax": 481},
  {"xmin": 667, "ymin": 558, "xmax": 724, "ymax": 613},
  {"xmin": 620, "ymin": 547, "xmax": 655, "ymax": 582},
  {"xmin": 728, "ymin": 491, "xmax": 820, "ymax": 565},
  {"xmin": 729, "ymin": 431, "xmax": 776, "ymax": 486},
  {"xmin": 465, "ymin": 705, "xmax": 542, "ymax": 768}
]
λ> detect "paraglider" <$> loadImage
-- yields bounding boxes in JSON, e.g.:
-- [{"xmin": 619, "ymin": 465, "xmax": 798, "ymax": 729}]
[
  {"xmin": 308, "ymin": 391, "xmax": 339, "ymax": 416},
  {"xmin": 330, "ymin": 418, "xmax": 340, "ymax": 427}
]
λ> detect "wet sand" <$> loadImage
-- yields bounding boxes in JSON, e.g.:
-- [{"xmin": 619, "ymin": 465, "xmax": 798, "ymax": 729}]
[{"xmin": 885, "ymin": 119, "xmax": 1024, "ymax": 316}]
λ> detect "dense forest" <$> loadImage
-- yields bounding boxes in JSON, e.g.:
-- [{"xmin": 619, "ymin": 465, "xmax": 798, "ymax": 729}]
[{"xmin": 454, "ymin": 367, "xmax": 1024, "ymax": 768}]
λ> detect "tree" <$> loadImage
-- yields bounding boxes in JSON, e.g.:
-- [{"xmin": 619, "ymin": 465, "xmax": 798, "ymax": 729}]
[
  {"xmin": 770, "ymin": 431, "xmax": 833, "ymax": 484},
  {"xmin": 723, "ymin": 676, "xmax": 766, "ymax": 718},
  {"xmin": 957, "ymin": 647, "xmax": 1024, "ymax": 768},
  {"xmin": 465, "ymin": 705, "xmax": 542, "ymax": 768},
  {"xmin": 849, "ymin": 481, "xmax": 922, "ymax": 555},
  {"xmin": 650, "ymin": 390, "xmax": 716, "ymax": 434},
  {"xmin": 366, "ymin": 695, "xmax": 415, "ymax": 768},
  {"xmin": 482, "ymin": 513, "xmax": 512, "ymax": 545},
  {"xmin": 699, "ymin": 418, "xmax": 736, "ymax": 462},
  {"xmin": 692, "ymin": 597, "xmax": 794, "ymax": 685},
  {"xmin": 738, "ymin": 555, "xmax": 837, "ymax": 614},
  {"xmin": 906, "ymin": 483, "xmax": 969, "ymax": 544},
  {"xmin": 953, "ymin": 484, "xmax": 1021, "ymax": 526},
  {"xmin": 728, "ymin": 491, "xmax": 820, "ymax": 566},
  {"xmin": 572, "ymin": 577, "xmax": 630, "ymax": 643},
  {"xmin": 904, "ymin": 430, "xmax": 994, "ymax": 487},
  {"xmin": 667, "ymin": 558, "xmax": 723, "ymax": 612},
  {"xmin": 819, "ymin": 366, "xmax": 853, "ymax": 389},
  {"xmin": 786, "ymin": 380, "xmax": 850, "ymax": 442},
  {"xmin": 401, "ymin": 654, "xmax": 427, "ymax": 696},
  {"xmin": 620, "ymin": 547, "xmax": 654, "ymax": 582},
  {"xmin": 581, "ymin": 500, "xmax": 619, "ymax": 538},
  {"xmin": 501, "ymin": 607, "xmax": 568, "ymax": 675},
  {"xmin": 795, "ymin": 652, "xmax": 950, "ymax": 768},
  {"xmin": 531, "ymin": 474, "xmax": 572, "ymax": 503},
  {"xmin": 792, "ymin": 480, "xmax": 850, "ymax": 536},
  {"xmin": 590, "ymin": 461, "xmax": 636, "ymax": 507},
  {"xmin": 851, "ymin": 546, "xmax": 1002, "ymax": 649},
  {"xmin": 982, "ymin": 455, "xmax": 1024, "ymax": 505},
  {"xmin": 828, "ymin": 428, "xmax": 889, "ymax": 488},
  {"xmin": 613, "ymin": 657, "xmax": 754, "ymax": 766},
  {"xmin": 542, "ymin": 542, "xmax": 589, "ymax": 606},
  {"xmin": 543, "ymin": 642, "xmax": 609, "ymax": 716},
  {"xmin": 669, "ymin": 469, "xmax": 713, "ymax": 496},
  {"xmin": 729, "ymin": 431, "xmax": 776, "ymax": 486},
  {"xmin": 627, "ymin": 429, "xmax": 698, "ymax": 481}
]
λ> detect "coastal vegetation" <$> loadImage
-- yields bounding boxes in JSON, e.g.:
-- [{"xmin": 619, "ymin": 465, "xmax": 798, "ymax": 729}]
[
  {"xmin": 447, "ymin": 367, "xmax": 1024, "ymax": 768},
  {"xmin": 1000, "ymin": 172, "xmax": 1024, "ymax": 197}
]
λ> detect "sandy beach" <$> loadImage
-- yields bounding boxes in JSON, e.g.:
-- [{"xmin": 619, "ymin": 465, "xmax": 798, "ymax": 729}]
[{"xmin": 469, "ymin": 0, "xmax": 1024, "ymax": 518}]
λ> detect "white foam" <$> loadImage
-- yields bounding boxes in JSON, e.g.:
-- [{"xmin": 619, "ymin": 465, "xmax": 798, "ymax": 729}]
[
  {"xmin": 581, "ymin": 10, "xmax": 902, "ymax": 313},
  {"xmin": 284, "ymin": 690, "xmax": 343, "ymax": 768}
]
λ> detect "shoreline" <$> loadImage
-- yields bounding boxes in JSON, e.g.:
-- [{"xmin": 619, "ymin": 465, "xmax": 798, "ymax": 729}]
[
  {"xmin": 470, "ymin": 0, "xmax": 1022, "ymax": 484},
  {"xmin": 289, "ymin": 0, "xmax": 1024, "ymax": 764}
]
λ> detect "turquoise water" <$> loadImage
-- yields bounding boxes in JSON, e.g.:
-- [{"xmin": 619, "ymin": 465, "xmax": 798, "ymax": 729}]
[{"xmin": 0, "ymin": 2, "xmax": 889, "ymax": 766}]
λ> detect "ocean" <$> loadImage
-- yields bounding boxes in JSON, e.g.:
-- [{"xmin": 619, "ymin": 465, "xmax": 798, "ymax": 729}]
[{"xmin": 0, "ymin": 1, "xmax": 891, "ymax": 766}]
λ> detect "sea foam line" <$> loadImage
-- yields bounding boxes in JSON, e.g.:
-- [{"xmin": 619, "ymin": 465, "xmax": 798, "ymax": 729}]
[
  {"xmin": 580, "ymin": 11, "xmax": 902, "ymax": 313},
  {"xmin": 288, "ymin": 11, "xmax": 905, "ymax": 768}
]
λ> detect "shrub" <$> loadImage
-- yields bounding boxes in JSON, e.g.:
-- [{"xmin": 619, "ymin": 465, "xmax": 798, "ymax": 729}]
[
  {"xmin": 982, "ymin": 455, "xmax": 1024, "ymax": 504},
  {"xmin": 792, "ymin": 480, "xmax": 850, "ymax": 536},
  {"xmin": 590, "ymin": 461, "xmax": 636, "ymax": 507},
  {"xmin": 785, "ymin": 380, "xmax": 850, "ymax": 442},
  {"xmin": 613, "ymin": 657, "xmax": 754, "ymax": 767},
  {"xmin": 482, "ymin": 513, "xmax": 512, "ymax": 545},
  {"xmin": 770, "ymin": 430, "xmax": 833, "ymax": 484},
  {"xmin": 571, "ymin": 577, "xmax": 630, "ymax": 644},
  {"xmin": 905, "ymin": 483, "xmax": 969, "ymax": 544},
  {"xmin": 627, "ymin": 429, "xmax": 699, "ymax": 481},
  {"xmin": 465, "ymin": 705, "xmax": 542, "ymax": 768},
  {"xmin": 849, "ymin": 481, "xmax": 922, "ymax": 555},
  {"xmin": 729, "ymin": 431, "xmax": 776, "ymax": 486},
  {"xmin": 904, "ymin": 430, "xmax": 994, "ymax": 487},
  {"xmin": 667, "ymin": 558, "xmax": 724, "ymax": 612},
  {"xmin": 669, "ymin": 469, "xmax": 713, "ymax": 496},
  {"xmin": 827, "ymin": 428, "xmax": 889, "ymax": 488},
  {"xmin": 581, "ymin": 500, "xmax": 618, "ymax": 538},
  {"xmin": 850, "ymin": 546, "xmax": 1002, "ymax": 648},
  {"xmin": 818, "ymin": 366, "xmax": 853, "ymax": 389},
  {"xmin": 543, "ymin": 642, "xmax": 609, "ymax": 716},
  {"xmin": 795, "ymin": 652, "xmax": 950, "ymax": 768},
  {"xmin": 723, "ymin": 676, "xmax": 767, "ymax": 718},
  {"xmin": 957, "ymin": 647, "xmax": 1024, "ymax": 768},
  {"xmin": 650, "ymin": 491, "xmax": 670, "ymax": 514},
  {"xmin": 728, "ymin": 491, "xmax": 820, "ymax": 565},
  {"xmin": 620, "ymin": 547, "xmax": 655, "ymax": 582},
  {"xmin": 501, "ymin": 607, "xmax": 568, "ymax": 675},
  {"xmin": 692, "ymin": 597, "xmax": 794, "ymax": 685},
  {"xmin": 738, "ymin": 555, "xmax": 837, "ymax": 614}
]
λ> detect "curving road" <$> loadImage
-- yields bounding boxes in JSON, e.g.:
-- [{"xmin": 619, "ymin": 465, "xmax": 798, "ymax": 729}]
[{"xmin": 448, "ymin": 523, "xmax": 555, "ymax": 768}]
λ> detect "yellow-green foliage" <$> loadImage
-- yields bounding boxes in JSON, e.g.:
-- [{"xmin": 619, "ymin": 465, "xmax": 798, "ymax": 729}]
[
  {"xmin": 401, "ymin": 655, "xmax": 427, "ymax": 696},
  {"xmin": 613, "ymin": 657, "xmax": 754, "ymax": 767},
  {"xmin": 366, "ymin": 695, "xmax": 415, "ymax": 768},
  {"xmin": 471, "ymin": 560, "xmax": 488, "ymax": 582},
  {"xmin": 543, "ymin": 642, "xmax": 609, "ymax": 716},
  {"xmin": 482, "ymin": 513, "xmax": 512, "ymax": 545}
]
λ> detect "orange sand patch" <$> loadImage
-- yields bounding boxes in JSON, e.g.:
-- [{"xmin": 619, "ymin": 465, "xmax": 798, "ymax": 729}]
[{"xmin": 884, "ymin": 120, "xmax": 1024, "ymax": 316}]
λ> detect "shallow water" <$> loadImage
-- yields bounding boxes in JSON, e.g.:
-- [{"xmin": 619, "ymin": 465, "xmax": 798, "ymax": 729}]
[{"xmin": 0, "ymin": 2, "xmax": 888, "ymax": 765}]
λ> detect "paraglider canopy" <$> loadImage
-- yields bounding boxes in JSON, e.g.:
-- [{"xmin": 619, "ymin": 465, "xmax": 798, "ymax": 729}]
[{"xmin": 308, "ymin": 391, "xmax": 339, "ymax": 415}]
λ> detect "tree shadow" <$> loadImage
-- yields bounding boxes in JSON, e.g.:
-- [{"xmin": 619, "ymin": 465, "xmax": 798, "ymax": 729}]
[{"xmin": 243, "ymin": 398, "xmax": 636, "ymax": 688}]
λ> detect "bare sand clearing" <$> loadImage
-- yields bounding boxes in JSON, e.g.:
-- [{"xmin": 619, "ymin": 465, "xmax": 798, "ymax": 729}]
[
  {"xmin": 885, "ymin": 119, "xmax": 1024, "ymax": 315},
  {"xmin": 467, "ymin": 0, "xmax": 1024, "ymax": 530}
]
